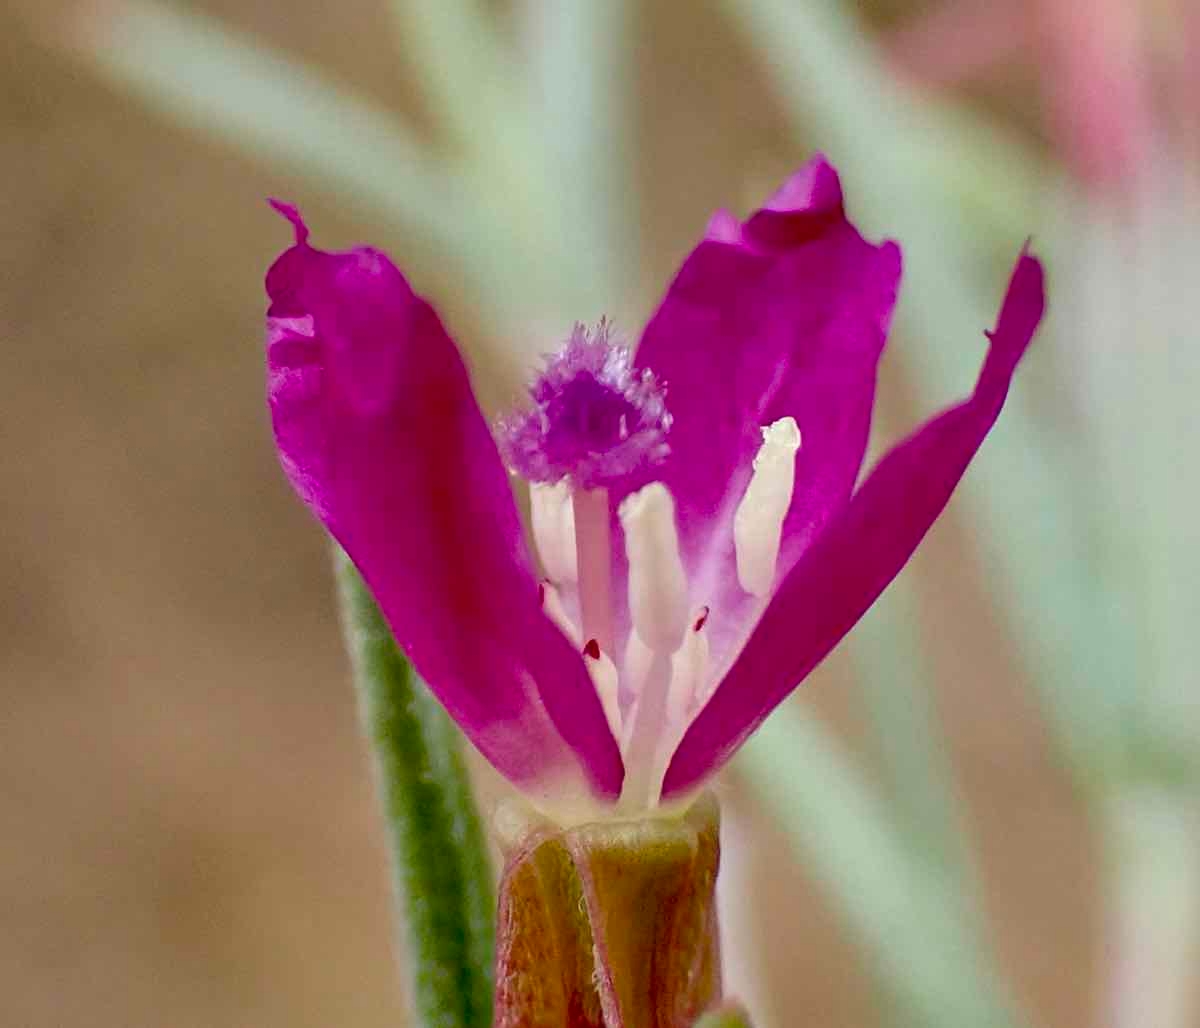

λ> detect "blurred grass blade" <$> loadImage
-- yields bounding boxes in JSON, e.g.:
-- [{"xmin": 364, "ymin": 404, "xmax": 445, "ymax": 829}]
[
  {"xmin": 521, "ymin": 0, "xmax": 640, "ymax": 316},
  {"xmin": 851, "ymin": 588, "xmax": 981, "ymax": 915},
  {"xmin": 722, "ymin": 0, "xmax": 1040, "ymax": 251},
  {"xmin": 723, "ymin": 0, "xmax": 1120, "ymax": 779},
  {"xmin": 738, "ymin": 703, "xmax": 1032, "ymax": 1028},
  {"xmin": 74, "ymin": 3, "xmax": 470, "ymax": 249},
  {"xmin": 75, "ymin": 0, "xmax": 561, "ymax": 333},
  {"xmin": 337, "ymin": 553, "xmax": 494, "ymax": 1028},
  {"xmin": 385, "ymin": 0, "xmax": 552, "ymax": 284},
  {"xmin": 1103, "ymin": 788, "xmax": 1200, "ymax": 1028},
  {"xmin": 1126, "ymin": 157, "xmax": 1200, "ymax": 771},
  {"xmin": 387, "ymin": 1, "xmax": 532, "ymax": 168},
  {"xmin": 1050, "ymin": 161, "xmax": 1200, "ymax": 1028}
]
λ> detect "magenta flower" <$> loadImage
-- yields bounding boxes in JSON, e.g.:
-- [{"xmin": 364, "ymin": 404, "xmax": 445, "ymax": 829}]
[{"xmin": 265, "ymin": 155, "xmax": 1045, "ymax": 814}]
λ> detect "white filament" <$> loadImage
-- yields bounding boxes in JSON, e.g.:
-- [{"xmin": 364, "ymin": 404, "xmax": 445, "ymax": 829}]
[
  {"xmin": 530, "ymin": 481, "xmax": 577, "ymax": 584},
  {"xmin": 582, "ymin": 644, "xmax": 622, "ymax": 743},
  {"xmin": 616, "ymin": 482, "xmax": 696, "ymax": 810},
  {"xmin": 621, "ymin": 618, "xmax": 709, "ymax": 810},
  {"xmin": 622, "ymin": 630, "xmax": 654, "ymax": 714},
  {"xmin": 618, "ymin": 483, "xmax": 689, "ymax": 653},
  {"xmin": 733, "ymin": 416, "xmax": 802, "ymax": 596},
  {"xmin": 540, "ymin": 581, "xmax": 580, "ymax": 646},
  {"xmin": 666, "ymin": 614, "xmax": 710, "ymax": 727},
  {"xmin": 617, "ymin": 650, "xmax": 673, "ymax": 810},
  {"xmin": 572, "ymin": 486, "xmax": 614, "ymax": 656}
]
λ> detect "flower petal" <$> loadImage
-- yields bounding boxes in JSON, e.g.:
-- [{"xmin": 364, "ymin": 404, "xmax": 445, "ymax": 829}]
[
  {"xmin": 627, "ymin": 157, "xmax": 902, "ymax": 671},
  {"xmin": 662, "ymin": 249, "xmax": 1046, "ymax": 798},
  {"xmin": 265, "ymin": 203, "xmax": 623, "ymax": 801}
]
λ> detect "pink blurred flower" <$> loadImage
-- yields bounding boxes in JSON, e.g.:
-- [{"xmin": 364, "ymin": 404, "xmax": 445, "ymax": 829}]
[{"xmin": 889, "ymin": 0, "xmax": 1161, "ymax": 190}]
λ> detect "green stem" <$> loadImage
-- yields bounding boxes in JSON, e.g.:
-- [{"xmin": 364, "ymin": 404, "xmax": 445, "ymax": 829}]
[{"xmin": 335, "ymin": 552, "xmax": 494, "ymax": 1028}]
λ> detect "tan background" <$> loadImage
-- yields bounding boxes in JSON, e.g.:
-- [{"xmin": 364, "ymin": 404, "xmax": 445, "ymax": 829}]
[{"xmin": 3, "ymin": 2, "xmax": 1095, "ymax": 1025}]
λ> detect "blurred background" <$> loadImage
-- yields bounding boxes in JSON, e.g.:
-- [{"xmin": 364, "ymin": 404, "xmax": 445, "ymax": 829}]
[{"xmin": 2, "ymin": 1, "xmax": 1197, "ymax": 1026}]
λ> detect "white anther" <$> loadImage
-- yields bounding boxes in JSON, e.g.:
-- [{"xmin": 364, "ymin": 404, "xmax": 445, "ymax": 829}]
[
  {"xmin": 530, "ymin": 481, "xmax": 577, "ymax": 584},
  {"xmin": 667, "ymin": 613, "xmax": 710, "ymax": 727},
  {"xmin": 582, "ymin": 642, "xmax": 622, "ymax": 743},
  {"xmin": 540, "ymin": 582, "xmax": 581, "ymax": 647},
  {"xmin": 733, "ymin": 416, "xmax": 801, "ymax": 596},
  {"xmin": 618, "ymin": 483, "xmax": 690, "ymax": 653}
]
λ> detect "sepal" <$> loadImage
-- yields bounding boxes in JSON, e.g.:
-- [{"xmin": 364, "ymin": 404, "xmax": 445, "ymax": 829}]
[{"xmin": 493, "ymin": 794, "xmax": 722, "ymax": 1027}]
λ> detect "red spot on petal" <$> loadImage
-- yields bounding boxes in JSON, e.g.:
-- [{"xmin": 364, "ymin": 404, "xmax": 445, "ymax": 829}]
[
  {"xmin": 693, "ymin": 606, "xmax": 710, "ymax": 632},
  {"xmin": 538, "ymin": 581, "xmax": 547, "ymax": 605},
  {"xmin": 583, "ymin": 638, "xmax": 601, "ymax": 660}
]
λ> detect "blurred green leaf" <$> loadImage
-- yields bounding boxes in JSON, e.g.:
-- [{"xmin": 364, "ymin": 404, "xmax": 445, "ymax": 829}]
[
  {"xmin": 721, "ymin": 0, "xmax": 1041, "ymax": 257},
  {"xmin": 523, "ymin": 0, "xmax": 641, "ymax": 316},
  {"xmin": 851, "ymin": 588, "xmax": 981, "ymax": 917},
  {"xmin": 84, "ymin": 1, "xmax": 462, "ymax": 244},
  {"xmin": 1102, "ymin": 787, "xmax": 1200, "ymax": 1028},
  {"xmin": 1097, "ymin": 163, "xmax": 1200, "ymax": 774},
  {"xmin": 388, "ymin": 0, "xmax": 531, "ymax": 164},
  {"xmin": 738, "ymin": 702, "xmax": 1031, "ymax": 1028},
  {"xmin": 385, "ymin": 0, "xmax": 556, "ymax": 299},
  {"xmin": 76, "ymin": 0, "xmax": 557, "ymax": 333},
  {"xmin": 337, "ymin": 553, "xmax": 494, "ymax": 1028}
]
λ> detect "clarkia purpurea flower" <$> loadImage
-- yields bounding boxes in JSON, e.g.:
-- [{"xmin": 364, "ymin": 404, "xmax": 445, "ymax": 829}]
[{"xmin": 265, "ymin": 154, "xmax": 1045, "ymax": 817}]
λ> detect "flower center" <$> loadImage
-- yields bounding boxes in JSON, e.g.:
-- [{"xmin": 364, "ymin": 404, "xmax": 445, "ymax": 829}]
[{"xmin": 502, "ymin": 325, "xmax": 801, "ymax": 808}]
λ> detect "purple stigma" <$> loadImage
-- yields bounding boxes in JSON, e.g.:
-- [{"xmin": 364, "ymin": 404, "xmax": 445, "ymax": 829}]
[{"xmin": 498, "ymin": 321, "xmax": 671, "ymax": 488}]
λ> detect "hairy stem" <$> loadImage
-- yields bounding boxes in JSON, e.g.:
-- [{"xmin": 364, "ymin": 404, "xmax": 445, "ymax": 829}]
[{"xmin": 336, "ymin": 551, "xmax": 495, "ymax": 1028}]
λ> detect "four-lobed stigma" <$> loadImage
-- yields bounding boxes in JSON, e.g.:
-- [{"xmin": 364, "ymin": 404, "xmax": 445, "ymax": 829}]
[{"xmin": 497, "ymin": 320, "xmax": 672, "ymax": 489}]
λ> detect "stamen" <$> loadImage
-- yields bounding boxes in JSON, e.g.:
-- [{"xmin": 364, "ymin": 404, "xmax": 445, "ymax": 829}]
[
  {"xmin": 582, "ymin": 639, "xmax": 622, "ymax": 742},
  {"xmin": 622, "ymin": 629, "xmax": 654, "ymax": 709},
  {"xmin": 573, "ymin": 486, "xmax": 614, "ymax": 656},
  {"xmin": 618, "ymin": 483, "xmax": 689, "ymax": 653},
  {"xmin": 733, "ymin": 416, "xmax": 802, "ymax": 596},
  {"xmin": 620, "ymin": 618, "xmax": 710, "ymax": 811},
  {"xmin": 540, "ymin": 581, "xmax": 581, "ymax": 646},
  {"xmin": 666, "ymin": 613, "xmax": 711, "ymax": 727},
  {"xmin": 617, "ymin": 483, "xmax": 693, "ymax": 811},
  {"xmin": 618, "ymin": 650, "xmax": 673, "ymax": 811},
  {"xmin": 530, "ymin": 481, "xmax": 577, "ymax": 584},
  {"xmin": 636, "ymin": 614, "xmax": 711, "ymax": 806}
]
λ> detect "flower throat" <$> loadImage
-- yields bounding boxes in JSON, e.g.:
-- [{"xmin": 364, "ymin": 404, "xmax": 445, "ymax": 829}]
[{"xmin": 498, "ymin": 323, "xmax": 800, "ymax": 810}]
